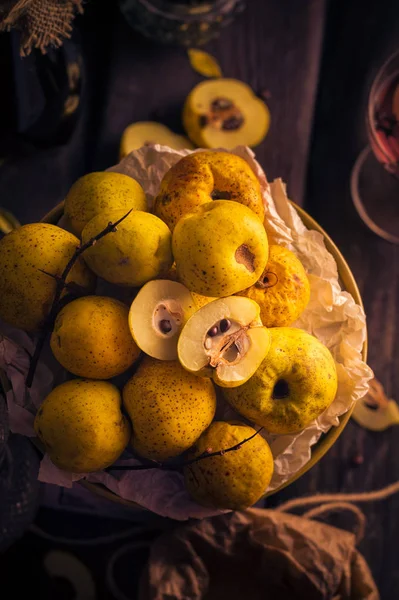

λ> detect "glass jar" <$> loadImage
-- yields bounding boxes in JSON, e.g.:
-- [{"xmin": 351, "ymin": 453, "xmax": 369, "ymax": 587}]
[{"xmin": 119, "ymin": 0, "xmax": 246, "ymax": 46}]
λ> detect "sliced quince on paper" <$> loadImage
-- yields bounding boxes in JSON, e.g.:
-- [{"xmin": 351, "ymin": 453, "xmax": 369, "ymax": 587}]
[
  {"xmin": 183, "ymin": 78, "xmax": 270, "ymax": 149},
  {"xmin": 120, "ymin": 121, "xmax": 193, "ymax": 158}
]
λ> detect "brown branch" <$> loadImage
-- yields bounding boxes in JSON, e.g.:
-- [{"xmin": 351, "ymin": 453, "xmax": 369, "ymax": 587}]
[
  {"xmin": 25, "ymin": 209, "xmax": 133, "ymax": 388},
  {"xmin": 107, "ymin": 428, "xmax": 264, "ymax": 473}
]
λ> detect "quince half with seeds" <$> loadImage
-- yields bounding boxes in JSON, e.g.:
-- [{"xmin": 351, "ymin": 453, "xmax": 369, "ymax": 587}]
[
  {"xmin": 128, "ymin": 279, "xmax": 196, "ymax": 360},
  {"xmin": 183, "ymin": 78, "xmax": 270, "ymax": 149},
  {"xmin": 178, "ymin": 296, "xmax": 270, "ymax": 388},
  {"xmin": 120, "ymin": 121, "xmax": 193, "ymax": 158}
]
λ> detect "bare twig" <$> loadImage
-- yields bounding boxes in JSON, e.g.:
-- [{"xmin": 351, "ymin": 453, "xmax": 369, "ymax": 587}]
[
  {"xmin": 25, "ymin": 209, "xmax": 133, "ymax": 388},
  {"xmin": 107, "ymin": 428, "xmax": 264, "ymax": 473}
]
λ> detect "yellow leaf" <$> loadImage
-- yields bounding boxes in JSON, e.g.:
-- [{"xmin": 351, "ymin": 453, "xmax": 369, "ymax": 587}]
[
  {"xmin": 188, "ymin": 49, "xmax": 222, "ymax": 78},
  {"xmin": 0, "ymin": 208, "xmax": 20, "ymax": 235}
]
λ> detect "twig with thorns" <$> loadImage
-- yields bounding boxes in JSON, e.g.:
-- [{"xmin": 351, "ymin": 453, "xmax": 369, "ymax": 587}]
[
  {"xmin": 106, "ymin": 427, "xmax": 264, "ymax": 472},
  {"xmin": 25, "ymin": 210, "xmax": 133, "ymax": 388}
]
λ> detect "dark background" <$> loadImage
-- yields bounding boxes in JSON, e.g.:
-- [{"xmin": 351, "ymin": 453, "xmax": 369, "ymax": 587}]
[{"xmin": 1, "ymin": 0, "xmax": 399, "ymax": 598}]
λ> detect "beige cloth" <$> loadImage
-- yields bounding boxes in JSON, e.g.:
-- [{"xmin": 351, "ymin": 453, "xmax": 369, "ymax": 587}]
[
  {"xmin": 140, "ymin": 508, "xmax": 379, "ymax": 600},
  {"xmin": 0, "ymin": 0, "xmax": 83, "ymax": 56}
]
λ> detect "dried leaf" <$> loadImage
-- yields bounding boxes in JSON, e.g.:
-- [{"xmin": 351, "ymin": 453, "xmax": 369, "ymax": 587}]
[
  {"xmin": 0, "ymin": 208, "xmax": 20, "ymax": 235},
  {"xmin": 188, "ymin": 49, "xmax": 222, "ymax": 78}
]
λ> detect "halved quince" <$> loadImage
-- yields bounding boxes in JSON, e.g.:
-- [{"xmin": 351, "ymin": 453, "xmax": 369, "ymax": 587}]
[
  {"xmin": 183, "ymin": 79, "xmax": 270, "ymax": 149},
  {"xmin": 178, "ymin": 296, "xmax": 270, "ymax": 388},
  {"xmin": 120, "ymin": 121, "xmax": 193, "ymax": 158},
  {"xmin": 128, "ymin": 279, "xmax": 196, "ymax": 360}
]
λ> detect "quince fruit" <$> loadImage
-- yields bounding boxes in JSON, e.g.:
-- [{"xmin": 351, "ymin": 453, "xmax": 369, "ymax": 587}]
[
  {"xmin": 64, "ymin": 172, "xmax": 147, "ymax": 236},
  {"xmin": 184, "ymin": 421, "xmax": 274, "ymax": 510},
  {"xmin": 178, "ymin": 296, "xmax": 270, "ymax": 388},
  {"xmin": 183, "ymin": 79, "xmax": 270, "ymax": 149},
  {"xmin": 50, "ymin": 296, "xmax": 140, "ymax": 379},
  {"xmin": 154, "ymin": 150, "xmax": 264, "ymax": 231},
  {"xmin": 123, "ymin": 357, "xmax": 216, "ymax": 461},
  {"xmin": 82, "ymin": 209, "xmax": 173, "ymax": 287},
  {"xmin": 223, "ymin": 327, "xmax": 338, "ymax": 434},
  {"xmin": 0, "ymin": 223, "xmax": 95, "ymax": 332},
  {"xmin": 172, "ymin": 200, "xmax": 268, "ymax": 297},
  {"xmin": 128, "ymin": 279, "xmax": 197, "ymax": 360},
  {"xmin": 120, "ymin": 121, "xmax": 193, "ymax": 158},
  {"xmin": 35, "ymin": 379, "xmax": 130, "ymax": 473},
  {"xmin": 238, "ymin": 245, "xmax": 310, "ymax": 327}
]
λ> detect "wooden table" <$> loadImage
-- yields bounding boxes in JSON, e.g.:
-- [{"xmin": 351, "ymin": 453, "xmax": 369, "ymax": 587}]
[
  {"xmin": 1, "ymin": 0, "xmax": 398, "ymax": 597},
  {"xmin": 267, "ymin": 2, "xmax": 399, "ymax": 599}
]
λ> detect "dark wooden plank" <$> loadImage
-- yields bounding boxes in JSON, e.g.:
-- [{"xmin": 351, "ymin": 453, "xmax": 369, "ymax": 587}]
[
  {"xmin": 269, "ymin": 2, "xmax": 399, "ymax": 597},
  {"xmin": 0, "ymin": 0, "xmax": 324, "ymax": 223},
  {"xmin": 93, "ymin": 0, "xmax": 326, "ymax": 206}
]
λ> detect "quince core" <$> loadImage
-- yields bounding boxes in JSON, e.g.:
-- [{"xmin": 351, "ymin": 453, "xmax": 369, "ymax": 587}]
[{"xmin": 178, "ymin": 296, "xmax": 271, "ymax": 387}]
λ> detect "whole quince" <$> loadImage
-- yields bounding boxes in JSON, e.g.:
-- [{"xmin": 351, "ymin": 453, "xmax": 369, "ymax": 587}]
[
  {"xmin": 64, "ymin": 171, "xmax": 147, "ymax": 236},
  {"xmin": 223, "ymin": 327, "xmax": 338, "ymax": 434},
  {"xmin": 0, "ymin": 223, "xmax": 95, "ymax": 332},
  {"xmin": 123, "ymin": 357, "xmax": 216, "ymax": 461},
  {"xmin": 172, "ymin": 200, "xmax": 268, "ymax": 297},
  {"xmin": 35, "ymin": 379, "xmax": 130, "ymax": 473},
  {"xmin": 184, "ymin": 421, "xmax": 274, "ymax": 510},
  {"xmin": 82, "ymin": 209, "xmax": 173, "ymax": 287},
  {"xmin": 50, "ymin": 296, "xmax": 140, "ymax": 379},
  {"xmin": 238, "ymin": 245, "xmax": 310, "ymax": 327},
  {"xmin": 154, "ymin": 151, "xmax": 264, "ymax": 231}
]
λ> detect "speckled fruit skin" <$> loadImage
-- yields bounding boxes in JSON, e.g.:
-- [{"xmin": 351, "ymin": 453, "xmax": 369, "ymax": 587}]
[
  {"xmin": 223, "ymin": 328, "xmax": 338, "ymax": 434},
  {"xmin": 0, "ymin": 223, "xmax": 96, "ymax": 332},
  {"xmin": 191, "ymin": 292, "xmax": 218, "ymax": 308},
  {"xmin": 238, "ymin": 245, "xmax": 310, "ymax": 327},
  {"xmin": 34, "ymin": 379, "xmax": 130, "ymax": 473},
  {"xmin": 50, "ymin": 296, "xmax": 140, "ymax": 379},
  {"xmin": 64, "ymin": 172, "xmax": 147, "ymax": 236},
  {"xmin": 82, "ymin": 209, "xmax": 173, "ymax": 287},
  {"xmin": 123, "ymin": 357, "xmax": 217, "ymax": 461},
  {"xmin": 184, "ymin": 421, "xmax": 274, "ymax": 510},
  {"xmin": 172, "ymin": 200, "xmax": 268, "ymax": 297},
  {"xmin": 154, "ymin": 151, "xmax": 264, "ymax": 231}
]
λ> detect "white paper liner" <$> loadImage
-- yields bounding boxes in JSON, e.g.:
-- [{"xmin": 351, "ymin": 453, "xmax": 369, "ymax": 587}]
[{"xmin": 0, "ymin": 145, "xmax": 373, "ymax": 520}]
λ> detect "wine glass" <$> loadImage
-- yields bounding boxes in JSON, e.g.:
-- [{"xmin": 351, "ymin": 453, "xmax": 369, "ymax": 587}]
[{"xmin": 351, "ymin": 49, "xmax": 399, "ymax": 244}]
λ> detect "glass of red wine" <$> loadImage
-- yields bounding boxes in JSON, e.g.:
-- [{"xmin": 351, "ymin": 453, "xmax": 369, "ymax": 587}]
[{"xmin": 351, "ymin": 49, "xmax": 399, "ymax": 244}]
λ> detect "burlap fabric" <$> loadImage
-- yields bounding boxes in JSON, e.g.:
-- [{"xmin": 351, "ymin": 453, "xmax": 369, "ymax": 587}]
[{"xmin": 0, "ymin": 0, "xmax": 84, "ymax": 56}]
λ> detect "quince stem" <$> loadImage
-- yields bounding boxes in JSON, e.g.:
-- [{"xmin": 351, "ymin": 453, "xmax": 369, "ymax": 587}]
[{"xmin": 106, "ymin": 427, "xmax": 264, "ymax": 473}]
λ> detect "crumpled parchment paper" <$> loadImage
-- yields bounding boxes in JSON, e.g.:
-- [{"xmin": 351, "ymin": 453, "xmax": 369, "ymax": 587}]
[
  {"xmin": 0, "ymin": 145, "xmax": 374, "ymax": 520},
  {"xmin": 139, "ymin": 508, "xmax": 379, "ymax": 600}
]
